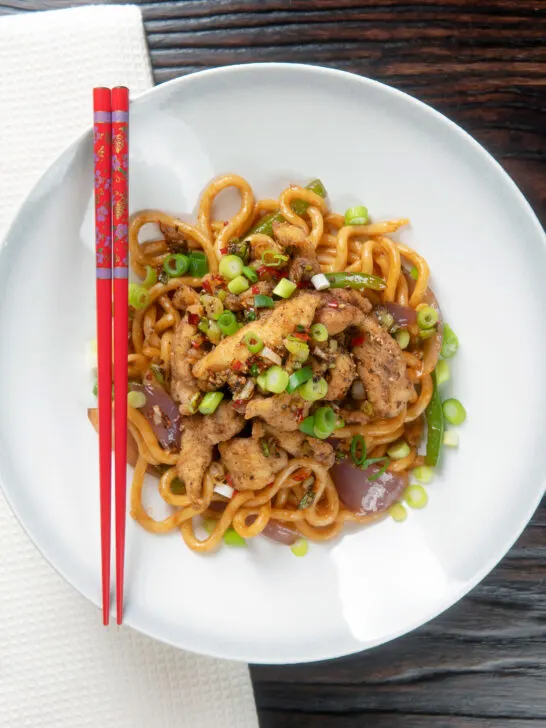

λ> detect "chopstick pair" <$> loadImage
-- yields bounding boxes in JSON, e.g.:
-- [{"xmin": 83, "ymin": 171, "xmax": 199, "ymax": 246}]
[{"xmin": 93, "ymin": 87, "xmax": 130, "ymax": 626}]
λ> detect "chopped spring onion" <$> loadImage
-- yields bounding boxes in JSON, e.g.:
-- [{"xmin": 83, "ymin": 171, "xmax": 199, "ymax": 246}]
[
  {"xmin": 367, "ymin": 457, "xmax": 391, "ymax": 481},
  {"xmin": 188, "ymin": 392, "xmax": 201, "ymax": 414},
  {"xmin": 435, "ymin": 359, "xmax": 450, "ymax": 385},
  {"xmin": 256, "ymin": 372, "xmax": 268, "ymax": 392},
  {"xmin": 217, "ymin": 289, "xmax": 227, "ymax": 302},
  {"xmin": 128, "ymin": 390, "xmax": 146, "ymax": 409},
  {"xmin": 227, "ymin": 275, "xmax": 249, "ymax": 295},
  {"xmin": 395, "ymin": 329, "xmax": 410, "ymax": 350},
  {"xmin": 265, "ymin": 366, "xmax": 289, "ymax": 394},
  {"xmin": 201, "ymin": 294, "xmax": 223, "ymax": 320},
  {"xmin": 206, "ymin": 320, "xmax": 222, "ymax": 344},
  {"xmin": 287, "ymin": 366, "xmax": 313, "ymax": 394},
  {"xmin": 443, "ymin": 430, "xmax": 459, "ymax": 447},
  {"xmin": 273, "ymin": 278, "xmax": 297, "ymax": 299},
  {"xmin": 344, "ymin": 205, "xmax": 369, "ymax": 225},
  {"xmin": 299, "ymin": 377, "xmax": 328, "ymax": 402},
  {"xmin": 261, "ymin": 438, "xmax": 271, "ymax": 457},
  {"xmin": 313, "ymin": 406, "xmax": 337, "ymax": 439},
  {"xmin": 214, "ymin": 482, "xmax": 235, "ymax": 499},
  {"xmin": 244, "ymin": 331, "xmax": 263, "ymax": 354},
  {"xmin": 217, "ymin": 311, "xmax": 239, "ymax": 336},
  {"xmin": 150, "ymin": 364, "xmax": 164, "ymax": 384},
  {"xmin": 163, "ymin": 253, "xmax": 189, "ymax": 277},
  {"xmin": 441, "ymin": 323, "xmax": 459, "ymax": 358},
  {"xmin": 242, "ymin": 265, "xmax": 258, "ymax": 283},
  {"xmin": 254, "ymin": 294, "xmax": 274, "ymax": 308},
  {"xmin": 299, "ymin": 416, "xmax": 316, "ymax": 437},
  {"xmin": 199, "ymin": 391, "xmax": 224, "ymax": 415},
  {"xmin": 219, "ymin": 254, "xmax": 244, "ymax": 280},
  {"xmin": 419, "ymin": 328, "xmax": 435, "ymax": 340},
  {"xmin": 261, "ymin": 250, "xmax": 289, "ymax": 267},
  {"xmin": 142, "ymin": 265, "xmax": 157, "ymax": 288},
  {"xmin": 388, "ymin": 502, "xmax": 408, "ymax": 523},
  {"xmin": 128, "ymin": 283, "xmax": 150, "ymax": 310},
  {"xmin": 311, "ymin": 273, "xmax": 330, "ymax": 291},
  {"xmin": 284, "ymin": 336, "xmax": 309, "ymax": 362},
  {"xmin": 291, "ymin": 538, "xmax": 309, "ymax": 557},
  {"xmin": 223, "ymin": 528, "xmax": 247, "ymax": 547},
  {"xmin": 188, "ymin": 251, "xmax": 209, "ymax": 278},
  {"xmin": 409, "ymin": 266, "xmax": 419, "ymax": 281},
  {"xmin": 404, "ymin": 484, "xmax": 429, "ymax": 509},
  {"xmin": 198, "ymin": 317, "xmax": 209, "ymax": 334},
  {"xmin": 387, "ymin": 439, "xmax": 411, "ymax": 460},
  {"xmin": 261, "ymin": 346, "xmax": 282, "ymax": 366},
  {"xmin": 326, "ymin": 271, "xmax": 386, "ymax": 291},
  {"xmin": 412, "ymin": 465, "xmax": 434, "ymax": 484},
  {"xmin": 442, "ymin": 398, "xmax": 466, "ymax": 425},
  {"xmin": 310, "ymin": 323, "xmax": 328, "ymax": 342},
  {"xmin": 350, "ymin": 434, "xmax": 367, "ymax": 467},
  {"xmin": 417, "ymin": 305, "xmax": 439, "ymax": 330}
]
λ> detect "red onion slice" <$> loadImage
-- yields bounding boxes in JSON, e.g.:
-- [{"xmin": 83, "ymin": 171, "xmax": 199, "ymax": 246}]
[
  {"xmin": 129, "ymin": 382, "xmax": 182, "ymax": 450},
  {"xmin": 331, "ymin": 460, "xmax": 407, "ymax": 514},
  {"xmin": 261, "ymin": 520, "xmax": 299, "ymax": 545},
  {"xmin": 384, "ymin": 301, "xmax": 417, "ymax": 327}
]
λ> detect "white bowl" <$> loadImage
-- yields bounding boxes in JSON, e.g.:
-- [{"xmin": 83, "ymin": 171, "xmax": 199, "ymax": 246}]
[{"xmin": 0, "ymin": 64, "xmax": 545, "ymax": 664}]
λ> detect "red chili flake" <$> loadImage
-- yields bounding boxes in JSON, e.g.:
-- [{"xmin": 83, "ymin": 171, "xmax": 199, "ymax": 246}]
[
  {"xmin": 351, "ymin": 334, "xmax": 366, "ymax": 347},
  {"xmin": 252, "ymin": 284, "xmax": 260, "ymax": 295},
  {"xmin": 202, "ymin": 279, "xmax": 212, "ymax": 294},
  {"xmin": 232, "ymin": 399, "xmax": 247, "ymax": 413},
  {"xmin": 232, "ymin": 360, "xmax": 243, "ymax": 372},
  {"xmin": 294, "ymin": 407, "xmax": 304, "ymax": 423},
  {"xmin": 226, "ymin": 474, "xmax": 234, "ymax": 487},
  {"xmin": 326, "ymin": 300, "xmax": 339, "ymax": 309},
  {"xmin": 223, "ymin": 220, "xmax": 229, "ymax": 227},
  {"xmin": 297, "ymin": 280, "xmax": 311, "ymax": 289},
  {"xmin": 231, "ymin": 489, "xmax": 239, "ymax": 499},
  {"xmin": 191, "ymin": 336, "xmax": 203, "ymax": 349},
  {"xmin": 257, "ymin": 265, "xmax": 267, "ymax": 277},
  {"xmin": 220, "ymin": 247, "xmax": 228, "ymax": 255},
  {"xmin": 188, "ymin": 312, "xmax": 200, "ymax": 326},
  {"xmin": 292, "ymin": 332, "xmax": 309, "ymax": 341},
  {"xmin": 292, "ymin": 469, "xmax": 309, "ymax": 482}
]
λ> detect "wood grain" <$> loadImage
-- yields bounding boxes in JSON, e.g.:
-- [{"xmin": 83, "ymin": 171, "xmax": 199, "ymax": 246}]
[{"xmin": 2, "ymin": 1, "xmax": 545, "ymax": 725}]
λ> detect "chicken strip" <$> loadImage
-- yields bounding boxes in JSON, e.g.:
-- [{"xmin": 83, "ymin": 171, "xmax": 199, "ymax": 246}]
[
  {"xmin": 325, "ymin": 352, "xmax": 356, "ymax": 401},
  {"xmin": 244, "ymin": 393, "xmax": 311, "ymax": 432},
  {"xmin": 314, "ymin": 289, "xmax": 372, "ymax": 335},
  {"xmin": 352, "ymin": 315, "xmax": 413, "ymax": 418},
  {"xmin": 170, "ymin": 314, "xmax": 201, "ymax": 414},
  {"xmin": 176, "ymin": 402, "xmax": 245, "ymax": 505},
  {"xmin": 219, "ymin": 437, "xmax": 288, "ymax": 491},
  {"xmin": 260, "ymin": 425, "xmax": 335, "ymax": 469},
  {"xmin": 192, "ymin": 292, "xmax": 319, "ymax": 380}
]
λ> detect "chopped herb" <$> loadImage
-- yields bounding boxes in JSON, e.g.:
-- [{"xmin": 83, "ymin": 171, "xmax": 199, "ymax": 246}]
[
  {"xmin": 298, "ymin": 491, "xmax": 316, "ymax": 510},
  {"xmin": 150, "ymin": 364, "xmax": 164, "ymax": 384},
  {"xmin": 260, "ymin": 438, "xmax": 270, "ymax": 457}
]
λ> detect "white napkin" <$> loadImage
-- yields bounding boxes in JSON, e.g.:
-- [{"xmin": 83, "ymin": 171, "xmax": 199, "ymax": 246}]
[{"xmin": 0, "ymin": 7, "xmax": 258, "ymax": 728}]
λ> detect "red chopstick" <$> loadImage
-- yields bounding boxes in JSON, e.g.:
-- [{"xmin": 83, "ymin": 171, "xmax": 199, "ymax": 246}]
[
  {"xmin": 112, "ymin": 86, "xmax": 130, "ymax": 625},
  {"xmin": 93, "ymin": 88, "xmax": 113, "ymax": 626}
]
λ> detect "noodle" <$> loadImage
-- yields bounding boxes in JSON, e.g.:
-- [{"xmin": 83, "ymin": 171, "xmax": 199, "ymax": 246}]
[{"xmin": 121, "ymin": 176, "xmax": 440, "ymax": 553}]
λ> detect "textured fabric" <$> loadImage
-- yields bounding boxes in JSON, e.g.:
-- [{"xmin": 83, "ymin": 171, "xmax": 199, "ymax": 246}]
[{"xmin": 0, "ymin": 7, "xmax": 258, "ymax": 727}]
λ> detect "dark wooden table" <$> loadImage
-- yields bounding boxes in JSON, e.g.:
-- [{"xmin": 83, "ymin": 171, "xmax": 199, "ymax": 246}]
[{"xmin": 2, "ymin": 1, "xmax": 545, "ymax": 725}]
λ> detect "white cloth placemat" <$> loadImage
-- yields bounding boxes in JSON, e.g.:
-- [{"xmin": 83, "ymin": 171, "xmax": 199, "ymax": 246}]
[{"xmin": 0, "ymin": 6, "xmax": 258, "ymax": 727}]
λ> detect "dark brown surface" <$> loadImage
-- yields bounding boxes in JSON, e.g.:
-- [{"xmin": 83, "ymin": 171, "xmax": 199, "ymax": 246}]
[{"xmin": 2, "ymin": 1, "xmax": 545, "ymax": 725}]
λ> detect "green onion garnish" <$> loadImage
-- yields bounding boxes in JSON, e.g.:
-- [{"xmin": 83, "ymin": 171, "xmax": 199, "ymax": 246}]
[
  {"xmin": 217, "ymin": 310, "xmax": 239, "ymax": 336},
  {"xmin": 350, "ymin": 434, "xmax": 367, "ymax": 467},
  {"xmin": 143, "ymin": 265, "xmax": 157, "ymax": 288},
  {"xmin": 256, "ymin": 372, "xmax": 268, "ymax": 392},
  {"xmin": 150, "ymin": 363, "xmax": 164, "ymax": 384},
  {"xmin": 163, "ymin": 253, "xmax": 189, "ymax": 278},
  {"xmin": 299, "ymin": 416, "xmax": 316, "ymax": 437},
  {"xmin": 344, "ymin": 206, "xmax": 369, "ymax": 226},
  {"xmin": 188, "ymin": 250, "xmax": 208, "ymax": 278},
  {"xmin": 417, "ymin": 305, "xmax": 439, "ymax": 330},
  {"xmin": 223, "ymin": 528, "xmax": 247, "ymax": 547},
  {"xmin": 128, "ymin": 283, "xmax": 150, "ymax": 310},
  {"xmin": 325, "ymin": 271, "xmax": 386, "ymax": 291},
  {"xmin": 254, "ymin": 294, "xmax": 274, "ymax": 308},
  {"xmin": 284, "ymin": 336, "xmax": 309, "ymax": 362},
  {"xmin": 198, "ymin": 317, "xmax": 209, "ymax": 334},
  {"xmin": 227, "ymin": 275, "xmax": 249, "ymax": 295},
  {"xmin": 310, "ymin": 323, "xmax": 328, "ymax": 342},
  {"xmin": 435, "ymin": 359, "xmax": 450, "ymax": 386},
  {"xmin": 219, "ymin": 254, "xmax": 244, "ymax": 281},
  {"xmin": 388, "ymin": 502, "xmax": 408, "ymax": 522},
  {"xmin": 201, "ymin": 294, "xmax": 223, "ymax": 320},
  {"xmin": 261, "ymin": 250, "xmax": 289, "ymax": 267},
  {"xmin": 412, "ymin": 466, "xmax": 434, "ymax": 484},
  {"xmin": 387, "ymin": 439, "xmax": 411, "ymax": 460},
  {"xmin": 291, "ymin": 538, "xmax": 309, "ymax": 557},
  {"xmin": 441, "ymin": 323, "xmax": 459, "ymax": 358},
  {"xmin": 244, "ymin": 331, "xmax": 263, "ymax": 354},
  {"xmin": 443, "ymin": 430, "xmax": 459, "ymax": 447},
  {"xmin": 442, "ymin": 398, "xmax": 466, "ymax": 425},
  {"xmin": 404, "ymin": 484, "xmax": 428, "ymax": 509},
  {"xmin": 367, "ymin": 457, "xmax": 390, "ymax": 481},
  {"xmin": 206, "ymin": 320, "xmax": 222, "ymax": 344},
  {"xmin": 199, "ymin": 391, "xmax": 224, "ymax": 415},
  {"xmin": 188, "ymin": 392, "xmax": 202, "ymax": 414},
  {"xmin": 286, "ymin": 366, "xmax": 313, "ymax": 394},
  {"xmin": 242, "ymin": 265, "xmax": 258, "ymax": 283},
  {"xmin": 395, "ymin": 329, "xmax": 410, "ymax": 350},
  {"xmin": 264, "ymin": 365, "xmax": 289, "ymax": 394},
  {"xmin": 313, "ymin": 406, "xmax": 337, "ymax": 439},
  {"xmin": 409, "ymin": 266, "xmax": 419, "ymax": 281},
  {"xmin": 299, "ymin": 376, "xmax": 328, "ymax": 402},
  {"xmin": 273, "ymin": 278, "xmax": 297, "ymax": 299}
]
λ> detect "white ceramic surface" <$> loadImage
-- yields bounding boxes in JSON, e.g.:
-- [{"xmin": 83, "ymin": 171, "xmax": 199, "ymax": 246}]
[{"xmin": 0, "ymin": 64, "xmax": 544, "ymax": 665}]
